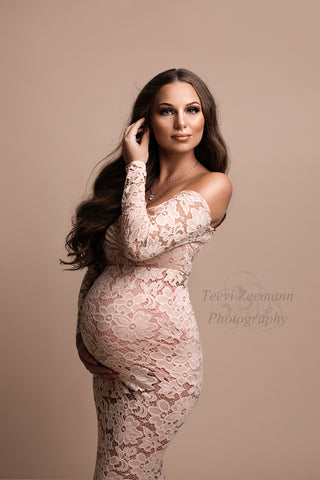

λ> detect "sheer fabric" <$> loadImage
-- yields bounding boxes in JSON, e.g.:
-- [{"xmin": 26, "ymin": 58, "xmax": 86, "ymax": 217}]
[{"xmin": 78, "ymin": 160, "xmax": 217, "ymax": 479}]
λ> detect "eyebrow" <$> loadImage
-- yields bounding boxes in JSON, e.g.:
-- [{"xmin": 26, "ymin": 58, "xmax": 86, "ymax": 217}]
[{"xmin": 157, "ymin": 101, "xmax": 201, "ymax": 107}]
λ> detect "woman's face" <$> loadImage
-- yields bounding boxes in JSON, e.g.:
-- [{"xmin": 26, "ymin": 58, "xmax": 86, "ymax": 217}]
[{"xmin": 150, "ymin": 81, "xmax": 205, "ymax": 155}]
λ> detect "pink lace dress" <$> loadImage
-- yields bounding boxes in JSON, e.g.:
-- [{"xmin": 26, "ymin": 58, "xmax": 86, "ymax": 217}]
[{"xmin": 77, "ymin": 160, "xmax": 220, "ymax": 480}]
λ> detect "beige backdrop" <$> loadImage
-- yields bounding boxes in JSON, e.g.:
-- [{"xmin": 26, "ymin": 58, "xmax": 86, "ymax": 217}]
[{"xmin": 1, "ymin": 0, "xmax": 319, "ymax": 479}]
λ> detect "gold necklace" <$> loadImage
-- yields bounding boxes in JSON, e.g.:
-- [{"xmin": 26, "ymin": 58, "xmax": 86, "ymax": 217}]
[{"xmin": 148, "ymin": 160, "xmax": 199, "ymax": 201}]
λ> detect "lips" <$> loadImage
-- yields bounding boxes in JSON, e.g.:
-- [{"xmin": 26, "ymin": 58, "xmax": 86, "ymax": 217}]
[{"xmin": 172, "ymin": 134, "xmax": 191, "ymax": 138}]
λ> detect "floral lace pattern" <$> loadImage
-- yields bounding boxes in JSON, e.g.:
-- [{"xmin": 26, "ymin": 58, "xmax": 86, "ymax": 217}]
[{"xmin": 78, "ymin": 160, "xmax": 217, "ymax": 479}]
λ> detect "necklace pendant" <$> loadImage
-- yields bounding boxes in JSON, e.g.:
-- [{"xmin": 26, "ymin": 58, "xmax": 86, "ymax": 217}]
[{"xmin": 148, "ymin": 193, "xmax": 155, "ymax": 201}]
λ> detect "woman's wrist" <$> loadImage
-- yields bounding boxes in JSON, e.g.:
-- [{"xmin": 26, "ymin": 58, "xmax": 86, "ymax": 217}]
[{"xmin": 125, "ymin": 160, "xmax": 146, "ymax": 171}]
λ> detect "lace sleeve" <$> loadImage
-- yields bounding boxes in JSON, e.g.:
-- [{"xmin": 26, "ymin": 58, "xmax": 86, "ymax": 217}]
[
  {"xmin": 120, "ymin": 160, "xmax": 213, "ymax": 261},
  {"xmin": 76, "ymin": 266, "xmax": 100, "ymax": 337}
]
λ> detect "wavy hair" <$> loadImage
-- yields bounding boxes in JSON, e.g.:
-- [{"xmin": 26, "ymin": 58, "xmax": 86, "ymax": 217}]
[{"xmin": 60, "ymin": 68, "xmax": 230, "ymax": 273}]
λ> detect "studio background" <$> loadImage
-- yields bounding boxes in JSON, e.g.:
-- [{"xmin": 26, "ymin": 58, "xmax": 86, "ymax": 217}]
[{"xmin": 1, "ymin": 1, "xmax": 319, "ymax": 479}]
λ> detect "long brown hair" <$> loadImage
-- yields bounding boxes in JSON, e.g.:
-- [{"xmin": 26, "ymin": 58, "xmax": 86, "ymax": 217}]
[{"xmin": 60, "ymin": 68, "xmax": 230, "ymax": 273}]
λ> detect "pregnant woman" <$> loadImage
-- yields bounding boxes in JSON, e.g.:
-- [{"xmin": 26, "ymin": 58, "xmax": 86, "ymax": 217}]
[{"xmin": 61, "ymin": 68, "xmax": 232, "ymax": 479}]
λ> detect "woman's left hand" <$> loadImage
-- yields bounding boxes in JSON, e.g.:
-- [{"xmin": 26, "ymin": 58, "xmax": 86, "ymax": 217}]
[
  {"xmin": 77, "ymin": 334, "xmax": 120, "ymax": 380},
  {"xmin": 122, "ymin": 117, "xmax": 150, "ymax": 166}
]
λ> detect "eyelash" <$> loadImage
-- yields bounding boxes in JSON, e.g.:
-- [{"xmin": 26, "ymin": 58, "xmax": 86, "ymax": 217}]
[{"xmin": 159, "ymin": 107, "xmax": 200, "ymax": 115}]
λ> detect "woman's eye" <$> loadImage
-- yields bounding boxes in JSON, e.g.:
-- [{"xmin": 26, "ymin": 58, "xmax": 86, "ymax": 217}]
[
  {"xmin": 188, "ymin": 107, "xmax": 200, "ymax": 114},
  {"xmin": 160, "ymin": 108, "xmax": 173, "ymax": 115}
]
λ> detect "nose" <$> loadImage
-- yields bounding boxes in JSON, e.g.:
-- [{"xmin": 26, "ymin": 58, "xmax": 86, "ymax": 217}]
[{"xmin": 174, "ymin": 110, "xmax": 187, "ymax": 130}]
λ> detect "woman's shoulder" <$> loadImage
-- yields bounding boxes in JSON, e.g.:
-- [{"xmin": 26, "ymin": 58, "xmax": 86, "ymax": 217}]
[
  {"xmin": 200, "ymin": 168, "xmax": 231, "ymax": 183},
  {"xmin": 184, "ymin": 169, "xmax": 232, "ymax": 226},
  {"xmin": 186, "ymin": 169, "xmax": 232, "ymax": 199}
]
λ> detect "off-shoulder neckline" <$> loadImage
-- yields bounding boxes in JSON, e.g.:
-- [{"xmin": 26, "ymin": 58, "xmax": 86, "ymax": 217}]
[{"xmin": 146, "ymin": 189, "xmax": 218, "ymax": 230}]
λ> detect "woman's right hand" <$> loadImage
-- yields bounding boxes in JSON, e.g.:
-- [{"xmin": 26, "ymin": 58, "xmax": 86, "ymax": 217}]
[
  {"xmin": 122, "ymin": 117, "xmax": 150, "ymax": 166},
  {"xmin": 77, "ymin": 339, "xmax": 120, "ymax": 381}
]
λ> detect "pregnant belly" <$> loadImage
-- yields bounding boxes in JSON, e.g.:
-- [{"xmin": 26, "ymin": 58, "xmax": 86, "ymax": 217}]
[{"xmin": 79, "ymin": 264, "xmax": 203, "ymax": 392}]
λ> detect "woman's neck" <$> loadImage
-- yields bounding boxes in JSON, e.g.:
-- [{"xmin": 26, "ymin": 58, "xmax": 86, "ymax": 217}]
[{"xmin": 156, "ymin": 150, "xmax": 198, "ymax": 185}]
